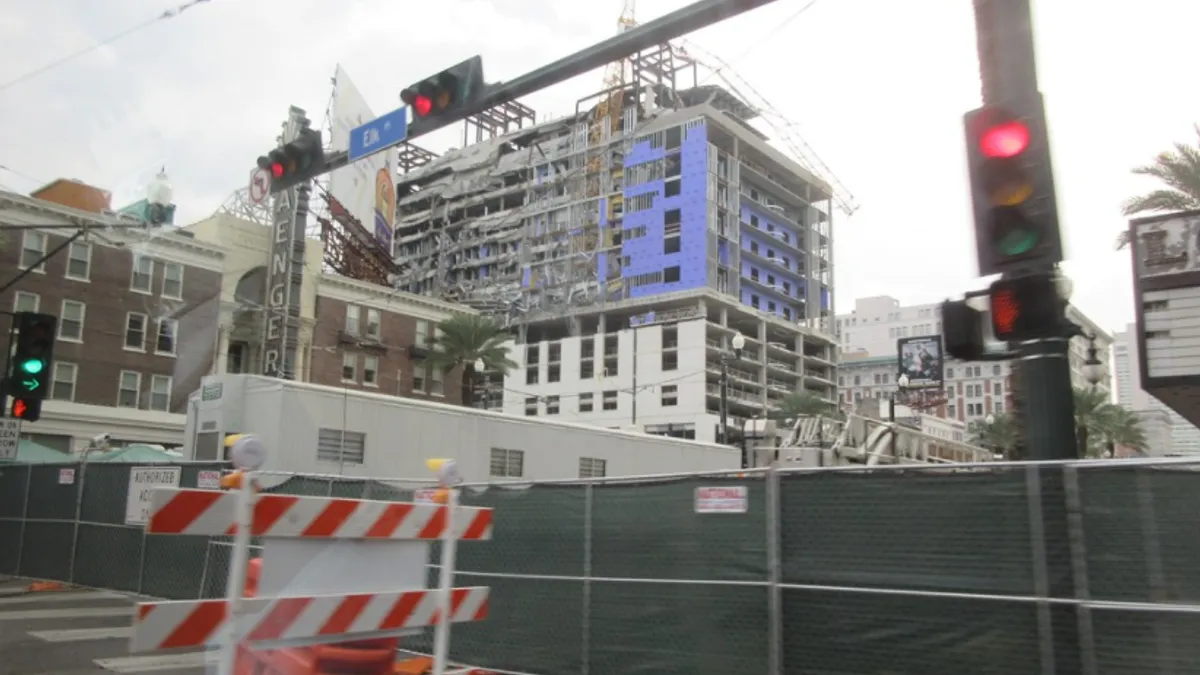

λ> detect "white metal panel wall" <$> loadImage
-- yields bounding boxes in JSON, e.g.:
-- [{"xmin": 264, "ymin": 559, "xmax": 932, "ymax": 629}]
[
  {"xmin": 192, "ymin": 374, "xmax": 740, "ymax": 483},
  {"xmin": 1143, "ymin": 287, "xmax": 1200, "ymax": 378}
]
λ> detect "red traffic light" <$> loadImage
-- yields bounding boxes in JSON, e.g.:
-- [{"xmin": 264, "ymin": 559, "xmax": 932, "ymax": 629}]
[
  {"xmin": 12, "ymin": 399, "xmax": 28, "ymax": 418},
  {"xmin": 990, "ymin": 286, "xmax": 1021, "ymax": 339},
  {"xmin": 402, "ymin": 89, "xmax": 434, "ymax": 118},
  {"xmin": 979, "ymin": 120, "xmax": 1030, "ymax": 159},
  {"xmin": 270, "ymin": 162, "xmax": 284, "ymax": 178}
]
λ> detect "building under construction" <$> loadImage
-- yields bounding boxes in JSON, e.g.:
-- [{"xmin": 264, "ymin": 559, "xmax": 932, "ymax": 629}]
[{"xmin": 385, "ymin": 44, "xmax": 843, "ymax": 441}]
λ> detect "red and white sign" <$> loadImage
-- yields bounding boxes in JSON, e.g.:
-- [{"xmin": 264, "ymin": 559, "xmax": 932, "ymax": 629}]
[
  {"xmin": 413, "ymin": 488, "xmax": 439, "ymax": 504},
  {"xmin": 58, "ymin": 468, "xmax": 75, "ymax": 485},
  {"xmin": 132, "ymin": 586, "xmax": 490, "ymax": 652},
  {"xmin": 146, "ymin": 489, "xmax": 493, "ymax": 540},
  {"xmin": 249, "ymin": 167, "xmax": 271, "ymax": 205},
  {"xmin": 694, "ymin": 486, "xmax": 748, "ymax": 514},
  {"xmin": 196, "ymin": 471, "xmax": 222, "ymax": 490}
]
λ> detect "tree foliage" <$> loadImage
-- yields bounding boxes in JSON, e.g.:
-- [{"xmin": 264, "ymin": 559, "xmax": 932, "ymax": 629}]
[
  {"xmin": 1114, "ymin": 123, "xmax": 1200, "ymax": 250},
  {"xmin": 1073, "ymin": 387, "xmax": 1148, "ymax": 458},
  {"xmin": 969, "ymin": 413, "xmax": 1021, "ymax": 459},
  {"xmin": 424, "ymin": 314, "xmax": 517, "ymax": 406}
]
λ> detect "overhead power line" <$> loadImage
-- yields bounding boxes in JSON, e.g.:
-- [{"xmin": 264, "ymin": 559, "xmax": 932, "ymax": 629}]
[{"xmin": 0, "ymin": 0, "xmax": 214, "ymax": 94}]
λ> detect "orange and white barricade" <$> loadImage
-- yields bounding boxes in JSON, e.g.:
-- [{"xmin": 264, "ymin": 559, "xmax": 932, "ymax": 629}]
[{"xmin": 130, "ymin": 439, "xmax": 490, "ymax": 675}]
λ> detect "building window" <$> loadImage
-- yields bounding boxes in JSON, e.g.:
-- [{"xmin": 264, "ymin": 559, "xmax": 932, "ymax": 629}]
[
  {"xmin": 363, "ymin": 356, "xmax": 379, "ymax": 386},
  {"xmin": 663, "ymin": 266, "xmax": 681, "ymax": 283},
  {"xmin": 58, "ymin": 300, "xmax": 85, "ymax": 341},
  {"xmin": 162, "ymin": 263, "xmax": 183, "ymax": 299},
  {"xmin": 431, "ymin": 367, "xmax": 445, "ymax": 396},
  {"xmin": 546, "ymin": 396, "xmax": 560, "ymax": 415},
  {"xmin": 342, "ymin": 353, "xmax": 357, "ymax": 381},
  {"xmin": 603, "ymin": 390, "xmax": 618, "ymax": 411},
  {"xmin": 13, "ymin": 291, "xmax": 38, "ymax": 313},
  {"xmin": 149, "ymin": 375, "xmax": 172, "ymax": 412},
  {"xmin": 661, "ymin": 385, "xmax": 678, "ymax": 407},
  {"xmin": 524, "ymin": 397, "xmax": 539, "ymax": 416},
  {"xmin": 579, "ymin": 392, "xmax": 594, "ymax": 412},
  {"xmin": 662, "ymin": 351, "xmax": 678, "ymax": 371},
  {"xmin": 345, "ymin": 306, "xmax": 361, "ymax": 334},
  {"xmin": 489, "ymin": 448, "xmax": 524, "ymax": 478},
  {"xmin": 20, "ymin": 231, "xmax": 47, "ymax": 270},
  {"xmin": 131, "ymin": 256, "xmax": 153, "ymax": 292},
  {"xmin": 118, "ymin": 371, "xmax": 141, "ymax": 408},
  {"xmin": 548, "ymin": 364, "xmax": 560, "ymax": 383},
  {"xmin": 415, "ymin": 320, "xmax": 429, "ymax": 347},
  {"xmin": 413, "ymin": 364, "xmax": 427, "ymax": 392},
  {"xmin": 579, "ymin": 457, "xmax": 607, "ymax": 478},
  {"xmin": 664, "ymin": 236, "xmax": 681, "ymax": 254},
  {"xmin": 316, "ymin": 428, "xmax": 366, "ymax": 465},
  {"xmin": 156, "ymin": 319, "xmax": 177, "ymax": 355},
  {"xmin": 125, "ymin": 313, "xmax": 148, "ymax": 350},
  {"xmin": 51, "ymin": 363, "xmax": 76, "ymax": 401},
  {"xmin": 526, "ymin": 365, "xmax": 538, "ymax": 385},
  {"xmin": 66, "ymin": 242, "xmax": 91, "ymax": 280},
  {"xmin": 366, "ymin": 309, "xmax": 381, "ymax": 338}
]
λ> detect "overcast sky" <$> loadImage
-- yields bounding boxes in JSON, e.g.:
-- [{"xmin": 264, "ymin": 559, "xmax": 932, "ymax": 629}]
[{"xmin": 1, "ymin": 0, "xmax": 1197, "ymax": 336}]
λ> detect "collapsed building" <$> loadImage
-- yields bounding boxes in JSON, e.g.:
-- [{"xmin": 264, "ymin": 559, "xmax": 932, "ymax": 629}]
[{"xmin": 389, "ymin": 47, "xmax": 842, "ymax": 443}]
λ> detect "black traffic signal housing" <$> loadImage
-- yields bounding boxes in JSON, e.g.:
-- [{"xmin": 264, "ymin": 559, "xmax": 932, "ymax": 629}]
[
  {"xmin": 257, "ymin": 127, "xmax": 325, "ymax": 194},
  {"xmin": 964, "ymin": 94, "xmax": 1063, "ymax": 277},
  {"xmin": 8, "ymin": 312, "xmax": 56, "ymax": 421},
  {"xmin": 988, "ymin": 272, "xmax": 1065, "ymax": 342},
  {"xmin": 400, "ymin": 56, "xmax": 485, "ymax": 130},
  {"xmin": 941, "ymin": 299, "xmax": 985, "ymax": 361}
]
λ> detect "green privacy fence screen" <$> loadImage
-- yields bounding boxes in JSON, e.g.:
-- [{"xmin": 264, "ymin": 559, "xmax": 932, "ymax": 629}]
[{"xmin": 1, "ymin": 459, "xmax": 1199, "ymax": 674}]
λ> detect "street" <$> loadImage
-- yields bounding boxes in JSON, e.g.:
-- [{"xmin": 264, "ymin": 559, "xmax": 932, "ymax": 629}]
[{"xmin": 0, "ymin": 578, "xmax": 209, "ymax": 675}]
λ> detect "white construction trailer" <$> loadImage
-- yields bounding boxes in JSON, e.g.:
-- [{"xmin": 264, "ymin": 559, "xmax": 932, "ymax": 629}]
[{"xmin": 182, "ymin": 375, "xmax": 740, "ymax": 485}]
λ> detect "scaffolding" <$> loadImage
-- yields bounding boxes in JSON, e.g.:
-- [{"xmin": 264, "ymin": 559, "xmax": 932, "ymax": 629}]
[{"xmin": 317, "ymin": 185, "xmax": 398, "ymax": 285}]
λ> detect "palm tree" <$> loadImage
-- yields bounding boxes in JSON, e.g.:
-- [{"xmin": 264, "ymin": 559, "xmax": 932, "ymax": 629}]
[
  {"xmin": 968, "ymin": 413, "xmax": 1020, "ymax": 459},
  {"xmin": 423, "ymin": 314, "xmax": 517, "ymax": 407},
  {"xmin": 1114, "ymin": 124, "xmax": 1200, "ymax": 250},
  {"xmin": 769, "ymin": 390, "xmax": 833, "ymax": 421},
  {"xmin": 1094, "ymin": 405, "xmax": 1149, "ymax": 457},
  {"xmin": 1073, "ymin": 387, "xmax": 1112, "ymax": 457}
]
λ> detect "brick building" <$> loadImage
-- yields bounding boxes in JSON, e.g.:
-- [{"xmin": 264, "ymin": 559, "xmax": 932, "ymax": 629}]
[
  {"xmin": 0, "ymin": 181, "xmax": 225, "ymax": 452},
  {"xmin": 309, "ymin": 275, "xmax": 473, "ymax": 404}
]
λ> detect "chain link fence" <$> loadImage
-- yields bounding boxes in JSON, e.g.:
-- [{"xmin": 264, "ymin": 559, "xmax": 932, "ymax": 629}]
[{"xmin": 2, "ymin": 457, "xmax": 1199, "ymax": 674}]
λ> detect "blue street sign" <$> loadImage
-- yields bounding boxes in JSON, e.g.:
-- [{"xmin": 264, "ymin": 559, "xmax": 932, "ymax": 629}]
[{"xmin": 348, "ymin": 106, "xmax": 408, "ymax": 162}]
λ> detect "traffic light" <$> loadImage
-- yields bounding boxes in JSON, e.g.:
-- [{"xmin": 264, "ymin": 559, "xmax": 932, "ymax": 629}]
[
  {"xmin": 964, "ymin": 94, "xmax": 1063, "ymax": 276},
  {"xmin": 11, "ymin": 397, "xmax": 41, "ymax": 422},
  {"xmin": 988, "ymin": 272, "xmax": 1063, "ymax": 342},
  {"xmin": 257, "ymin": 127, "xmax": 325, "ymax": 194},
  {"xmin": 400, "ymin": 56, "xmax": 485, "ymax": 128},
  {"xmin": 9, "ymin": 312, "xmax": 56, "ymax": 406}
]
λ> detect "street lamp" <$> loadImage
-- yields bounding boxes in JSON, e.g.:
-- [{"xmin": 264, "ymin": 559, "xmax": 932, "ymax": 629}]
[
  {"xmin": 889, "ymin": 373, "xmax": 910, "ymax": 456},
  {"xmin": 1082, "ymin": 335, "xmax": 1104, "ymax": 388},
  {"xmin": 473, "ymin": 357, "xmax": 488, "ymax": 409},
  {"xmin": 719, "ymin": 332, "xmax": 746, "ymax": 447}
]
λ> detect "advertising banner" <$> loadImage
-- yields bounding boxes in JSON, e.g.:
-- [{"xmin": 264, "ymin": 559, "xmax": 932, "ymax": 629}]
[
  {"xmin": 329, "ymin": 65, "xmax": 396, "ymax": 253},
  {"xmin": 897, "ymin": 335, "xmax": 944, "ymax": 389}
]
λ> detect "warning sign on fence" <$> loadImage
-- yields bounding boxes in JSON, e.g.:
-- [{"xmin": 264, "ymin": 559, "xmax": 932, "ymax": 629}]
[
  {"xmin": 694, "ymin": 486, "xmax": 748, "ymax": 514},
  {"xmin": 125, "ymin": 466, "xmax": 182, "ymax": 525},
  {"xmin": 196, "ymin": 470, "xmax": 222, "ymax": 490}
]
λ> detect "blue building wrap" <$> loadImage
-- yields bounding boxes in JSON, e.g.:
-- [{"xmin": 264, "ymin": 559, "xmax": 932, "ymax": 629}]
[
  {"xmin": 621, "ymin": 123, "xmax": 709, "ymax": 298},
  {"xmin": 739, "ymin": 202, "xmax": 812, "ymax": 321}
]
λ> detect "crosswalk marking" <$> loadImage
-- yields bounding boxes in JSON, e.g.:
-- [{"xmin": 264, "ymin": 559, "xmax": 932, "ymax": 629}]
[
  {"xmin": 0, "ymin": 606, "xmax": 131, "ymax": 620},
  {"xmin": 0, "ymin": 590, "xmax": 126, "ymax": 606},
  {"xmin": 30, "ymin": 626, "xmax": 134, "ymax": 642},
  {"xmin": 94, "ymin": 651, "xmax": 217, "ymax": 673}
]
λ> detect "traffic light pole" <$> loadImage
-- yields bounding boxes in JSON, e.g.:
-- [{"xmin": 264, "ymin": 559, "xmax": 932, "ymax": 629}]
[
  {"xmin": 315, "ymin": 0, "xmax": 784, "ymax": 176},
  {"xmin": 973, "ymin": 2, "xmax": 1084, "ymax": 675}
]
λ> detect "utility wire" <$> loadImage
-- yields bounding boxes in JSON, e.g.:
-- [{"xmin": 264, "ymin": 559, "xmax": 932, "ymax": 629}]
[{"xmin": 0, "ymin": 0, "xmax": 214, "ymax": 94}]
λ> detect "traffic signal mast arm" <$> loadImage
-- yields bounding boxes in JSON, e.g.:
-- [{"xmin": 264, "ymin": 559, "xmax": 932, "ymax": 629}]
[{"xmin": 314, "ymin": 0, "xmax": 784, "ymax": 177}]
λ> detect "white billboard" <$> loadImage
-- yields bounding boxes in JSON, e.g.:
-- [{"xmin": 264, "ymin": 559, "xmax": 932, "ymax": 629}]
[{"xmin": 329, "ymin": 65, "xmax": 396, "ymax": 252}]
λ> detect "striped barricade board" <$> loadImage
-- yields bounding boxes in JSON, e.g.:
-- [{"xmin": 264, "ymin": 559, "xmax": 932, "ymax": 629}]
[
  {"xmin": 132, "ymin": 488, "xmax": 494, "ymax": 654},
  {"xmin": 146, "ymin": 489, "xmax": 493, "ymax": 540},
  {"xmin": 133, "ymin": 586, "xmax": 490, "ymax": 652}
]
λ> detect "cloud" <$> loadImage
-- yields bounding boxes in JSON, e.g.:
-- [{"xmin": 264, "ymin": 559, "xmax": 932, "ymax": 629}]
[{"xmin": 1, "ymin": 0, "xmax": 1197, "ymax": 338}]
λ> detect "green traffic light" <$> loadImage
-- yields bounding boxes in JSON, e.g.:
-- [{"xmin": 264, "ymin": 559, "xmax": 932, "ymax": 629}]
[
  {"xmin": 998, "ymin": 229, "xmax": 1039, "ymax": 256},
  {"xmin": 20, "ymin": 359, "xmax": 43, "ymax": 375}
]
